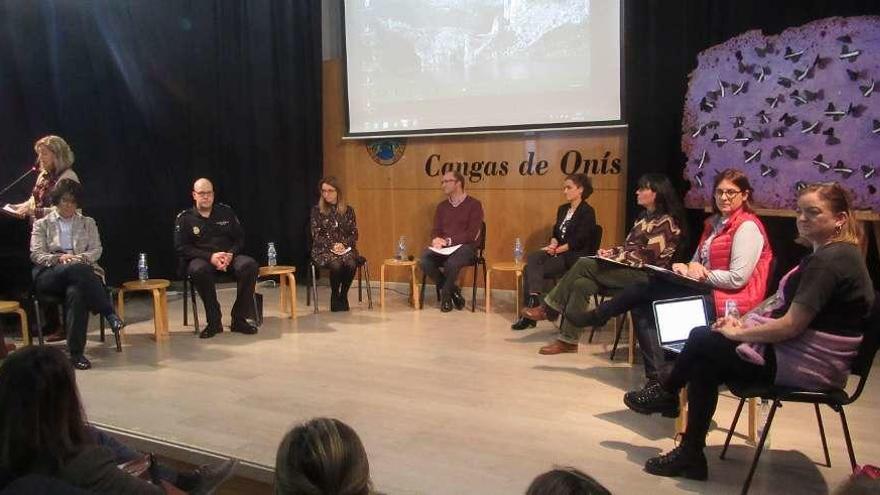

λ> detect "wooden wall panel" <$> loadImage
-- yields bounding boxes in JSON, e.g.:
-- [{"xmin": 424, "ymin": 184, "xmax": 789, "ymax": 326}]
[{"xmin": 323, "ymin": 59, "xmax": 629, "ymax": 289}]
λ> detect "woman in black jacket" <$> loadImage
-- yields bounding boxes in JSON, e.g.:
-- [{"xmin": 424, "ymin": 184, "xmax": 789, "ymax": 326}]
[{"xmin": 512, "ymin": 173, "xmax": 596, "ymax": 330}]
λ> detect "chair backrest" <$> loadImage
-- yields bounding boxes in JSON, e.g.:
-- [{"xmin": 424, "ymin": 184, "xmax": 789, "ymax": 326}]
[
  {"xmin": 589, "ymin": 224, "xmax": 603, "ymax": 256},
  {"xmin": 846, "ymin": 291, "xmax": 880, "ymax": 401}
]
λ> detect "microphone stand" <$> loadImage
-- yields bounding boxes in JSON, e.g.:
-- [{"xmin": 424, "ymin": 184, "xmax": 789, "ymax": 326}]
[{"xmin": 0, "ymin": 167, "xmax": 36, "ymax": 199}]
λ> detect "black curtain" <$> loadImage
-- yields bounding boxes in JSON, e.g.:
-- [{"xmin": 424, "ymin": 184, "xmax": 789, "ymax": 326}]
[
  {"xmin": 624, "ymin": 0, "xmax": 880, "ymax": 283},
  {"xmin": 0, "ymin": 0, "xmax": 322, "ymax": 285}
]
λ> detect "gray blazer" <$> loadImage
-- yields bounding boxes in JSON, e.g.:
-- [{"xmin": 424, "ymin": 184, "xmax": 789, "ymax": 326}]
[{"xmin": 30, "ymin": 209, "xmax": 105, "ymax": 279}]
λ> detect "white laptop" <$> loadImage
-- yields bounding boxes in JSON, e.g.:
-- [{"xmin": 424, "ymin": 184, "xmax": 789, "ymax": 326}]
[{"xmin": 652, "ymin": 295, "xmax": 710, "ymax": 353}]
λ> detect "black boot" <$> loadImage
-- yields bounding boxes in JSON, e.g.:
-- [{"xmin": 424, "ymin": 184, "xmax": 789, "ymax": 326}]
[
  {"xmin": 511, "ymin": 294, "xmax": 539, "ymax": 330},
  {"xmin": 440, "ymin": 291, "xmax": 454, "ymax": 312},
  {"xmin": 623, "ymin": 381, "xmax": 680, "ymax": 417},
  {"xmin": 644, "ymin": 438, "xmax": 708, "ymax": 480}
]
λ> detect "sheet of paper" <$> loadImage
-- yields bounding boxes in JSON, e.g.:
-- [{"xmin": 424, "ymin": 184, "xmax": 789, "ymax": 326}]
[{"xmin": 428, "ymin": 244, "xmax": 462, "ymax": 256}]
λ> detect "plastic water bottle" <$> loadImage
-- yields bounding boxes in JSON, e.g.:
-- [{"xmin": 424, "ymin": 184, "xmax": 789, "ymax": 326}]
[
  {"xmin": 725, "ymin": 299, "xmax": 740, "ymax": 319},
  {"xmin": 757, "ymin": 399, "xmax": 773, "ymax": 449},
  {"xmin": 137, "ymin": 253, "xmax": 149, "ymax": 281},
  {"xmin": 267, "ymin": 242, "xmax": 277, "ymax": 266},
  {"xmin": 397, "ymin": 236, "xmax": 407, "ymax": 260},
  {"xmin": 513, "ymin": 237, "xmax": 524, "ymax": 264}
]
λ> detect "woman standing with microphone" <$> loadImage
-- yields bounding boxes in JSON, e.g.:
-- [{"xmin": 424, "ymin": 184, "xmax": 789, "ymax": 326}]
[{"xmin": 7, "ymin": 135, "xmax": 80, "ymax": 220}]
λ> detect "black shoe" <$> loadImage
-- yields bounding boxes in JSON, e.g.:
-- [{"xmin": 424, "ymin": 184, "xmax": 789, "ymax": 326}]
[
  {"xmin": 199, "ymin": 325, "xmax": 222, "ymax": 339},
  {"xmin": 71, "ymin": 355, "xmax": 92, "ymax": 370},
  {"xmin": 623, "ymin": 381, "xmax": 680, "ymax": 417},
  {"xmin": 106, "ymin": 314, "xmax": 125, "ymax": 334},
  {"xmin": 440, "ymin": 295, "xmax": 453, "ymax": 312},
  {"xmin": 330, "ymin": 295, "xmax": 341, "ymax": 312},
  {"xmin": 565, "ymin": 308, "xmax": 607, "ymax": 328},
  {"xmin": 230, "ymin": 320, "xmax": 258, "ymax": 335},
  {"xmin": 188, "ymin": 458, "xmax": 239, "ymax": 495},
  {"xmin": 644, "ymin": 443, "xmax": 708, "ymax": 480},
  {"xmin": 511, "ymin": 316, "xmax": 537, "ymax": 330},
  {"xmin": 340, "ymin": 295, "xmax": 350, "ymax": 311},
  {"xmin": 451, "ymin": 290, "xmax": 466, "ymax": 310}
]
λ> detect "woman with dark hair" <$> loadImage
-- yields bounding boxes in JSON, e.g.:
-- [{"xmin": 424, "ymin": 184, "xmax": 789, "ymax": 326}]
[
  {"xmin": 275, "ymin": 417, "xmax": 374, "ymax": 495},
  {"xmin": 512, "ymin": 174, "xmax": 597, "ymax": 330},
  {"xmin": 310, "ymin": 177, "xmax": 360, "ymax": 312},
  {"xmin": 523, "ymin": 174, "xmax": 687, "ymax": 354},
  {"xmin": 30, "ymin": 179, "xmax": 123, "ymax": 370},
  {"xmin": 624, "ymin": 182, "xmax": 873, "ymax": 481},
  {"xmin": 526, "ymin": 467, "xmax": 611, "ymax": 495},
  {"xmin": 7, "ymin": 135, "xmax": 80, "ymax": 220}
]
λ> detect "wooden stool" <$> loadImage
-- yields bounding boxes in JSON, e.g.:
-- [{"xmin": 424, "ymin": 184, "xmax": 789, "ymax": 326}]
[
  {"xmin": 0, "ymin": 301, "xmax": 29, "ymax": 345},
  {"xmin": 380, "ymin": 259, "xmax": 419, "ymax": 309},
  {"xmin": 485, "ymin": 261, "xmax": 524, "ymax": 315},
  {"xmin": 259, "ymin": 265, "xmax": 297, "ymax": 318},
  {"xmin": 117, "ymin": 279, "xmax": 170, "ymax": 341}
]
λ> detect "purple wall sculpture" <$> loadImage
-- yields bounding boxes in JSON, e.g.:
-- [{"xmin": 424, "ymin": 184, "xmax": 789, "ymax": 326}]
[{"xmin": 681, "ymin": 16, "xmax": 880, "ymax": 212}]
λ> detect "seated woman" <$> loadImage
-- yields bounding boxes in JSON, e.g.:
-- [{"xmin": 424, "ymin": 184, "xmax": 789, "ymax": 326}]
[
  {"xmin": 564, "ymin": 168, "xmax": 774, "ymax": 383},
  {"xmin": 275, "ymin": 417, "xmax": 374, "ymax": 495},
  {"xmin": 523, "ymin": 174, "xmax": 686, "ymax": 354},
  {"xmin": 512, "ymin": 173, "xmax": 597, "ymax": 330},
  {"xmin": 310, "ymin": 176, "xmax": 360, "ymax": 312},
  {"xmin": 30, "ymin": 180, "xmax": 123, "ymax": 370},
  {"xmin": 623, "ymin": 182, "xmax": 874, "ymax": 481}
]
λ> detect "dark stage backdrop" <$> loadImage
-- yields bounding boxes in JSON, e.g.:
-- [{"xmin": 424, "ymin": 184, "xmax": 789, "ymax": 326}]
[
  {"xmin": 623, "ymin": 0, "xmax": 880, "ymax": 285},
  {"xmin": 0, "ymin": 0, "xmax": 322, "ymax": 285}
]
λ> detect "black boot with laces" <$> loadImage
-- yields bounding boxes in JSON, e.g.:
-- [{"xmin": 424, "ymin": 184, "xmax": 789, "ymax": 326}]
[
  {"xmin": 644, "ymin": 439, "xmax": 708, "ymax": 480},
  {"xmin": 623, "ymin": 381, "xmax": 680, "ymax": 417}
]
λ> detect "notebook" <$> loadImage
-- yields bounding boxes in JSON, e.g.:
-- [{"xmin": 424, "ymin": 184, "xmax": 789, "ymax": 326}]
[{"xmin": 653, "ymin": 295, "xmax": 710, "ymax": 353}]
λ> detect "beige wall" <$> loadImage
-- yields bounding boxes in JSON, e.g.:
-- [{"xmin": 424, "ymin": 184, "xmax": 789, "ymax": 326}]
[{"xmin": 322, "ymin": 59, "xmax": 629, "ymax": 289}]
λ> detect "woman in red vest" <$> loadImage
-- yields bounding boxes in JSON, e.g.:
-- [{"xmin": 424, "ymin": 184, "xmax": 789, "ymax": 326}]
[{"xmin": 672, "ymin": 168, "xmax": 773, "ymax": 317}]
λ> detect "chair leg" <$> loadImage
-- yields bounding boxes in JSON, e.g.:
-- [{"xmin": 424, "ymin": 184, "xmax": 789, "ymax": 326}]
[
  {"xmin": 742, "ymin": 399, "xmax": 780, "ymax": 495},
  {"xmin": 100, "ymin": 312, "xmax": 106, "ymax": 342},
  {"xmin": 814, "ymin": 404, "xmax": 831, "ymax": 467},
  {"xmin": 609, "ymin": 315, "xmax": 626, "ymax": 361},
  {"xmin": 311, "ymin": 264, "xmax": 319, "ymax": 313},
  {"xmin": 720, "ymin": 398, "xmax": 746, "ymax": 459},
  {"xmin": 471, "ymin": 262, "xmax": 478, "ymax": 312},
  {"xmin": 419, "ymin": 272, "xmax": 427, "ymax": 309},
  {"xmin": 358, "ymin": 265, "xmax": 363, "ymax": 302},
  {"xmin": 190, "ymin": 282, "xmax": 200, "ymax": 334},
  {"xmin": 364, "ymin": 262, "xmax": 373, "ymax": 309},
  {"xmin": 33, "ymin": 298, "xmax": 45, "ymax": 346},
  {"xmin": 837, "ymin": 406, "xmax": 858, "ymax": 471},
  {"xmin": 183, "ymin": 278, "xmax": 189, "ymax": 326}
]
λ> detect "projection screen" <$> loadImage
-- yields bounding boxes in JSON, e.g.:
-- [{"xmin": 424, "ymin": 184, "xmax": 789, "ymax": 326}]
[{"xmin": 342, "ymin": 0, "xmax": 624, "ymax": 138}]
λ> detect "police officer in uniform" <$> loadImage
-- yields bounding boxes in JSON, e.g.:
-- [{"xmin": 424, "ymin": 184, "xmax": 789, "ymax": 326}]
[{"xmin": 174, "ymin": 178, "xmax": 258, "ymax": 338}]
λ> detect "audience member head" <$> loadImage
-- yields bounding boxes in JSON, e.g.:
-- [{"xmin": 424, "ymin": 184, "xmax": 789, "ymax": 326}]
[
  {"xmin": 275, "ymin": 417, "xmax": 372, "ymax": 495},
  {"xmin": 318, "ymin": 176, "xmax": 347, "ymax": 214},
  {"xmin": 50, "ymin": 179, "xmax": 84, "ymax": 218},
  {"xmin": 711, "ymin": 168, "xmax": 753, "ymax": 216},
  {"xmin": 0, "ymin": 346, "xmax": 91, "ymax": 477},
  {"xmin": 526, "ymin": 467, "xmax": 611, "ymax": 495},
  {"xmin": 564, "ymin": 173, "xmax": 593, "ymax": 202},
  {"xmin": 192, "ymin": 178, "xmax": 215, "ymax": 212},
  {"xmin": 440, "ymin": 171, "xmax": 465, "ymax": 196},
  {"xmin": 796, "ymin": 182, "xmax": 860, "ymax": 247},
  {"xmin": 34, "ymin": 135, "xmax": 75, "ymax": 174}
]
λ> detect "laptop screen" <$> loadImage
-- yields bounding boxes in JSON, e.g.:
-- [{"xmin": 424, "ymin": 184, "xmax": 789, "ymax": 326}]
[{"xmin": 653, "ymin": 296, "xmax": 710, "ymax": 344}]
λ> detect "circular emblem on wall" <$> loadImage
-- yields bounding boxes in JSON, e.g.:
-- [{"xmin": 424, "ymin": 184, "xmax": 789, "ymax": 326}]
[{"xmin": 365, "ymin": 139, "xmax": 406, "ymax": 166}]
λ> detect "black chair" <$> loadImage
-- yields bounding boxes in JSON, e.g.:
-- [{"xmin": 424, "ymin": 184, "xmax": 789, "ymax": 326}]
[
  {"xmin": 32, "ymin": 285, "xmax": 120, "ymax": 352},
  {"xmin": 306, "ymin": 256, "xmax": 373, "ymax": 312},
  {"xmin": 419, "ymin": 221, "xmax": 487, "ymax": 312},
  {"xmin": 719, "ymin": 292, "xmax": 880, "ymax": 495}
]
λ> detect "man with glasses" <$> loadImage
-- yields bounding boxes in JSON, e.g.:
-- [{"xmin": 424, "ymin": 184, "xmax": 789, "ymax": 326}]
[
  {"xmin": 174, "ymin": 178, "xmax": 258, "ymax": 338},
  {"xmin": 420, "ymin": 171, "xmax": 484, "ymax": 312}
]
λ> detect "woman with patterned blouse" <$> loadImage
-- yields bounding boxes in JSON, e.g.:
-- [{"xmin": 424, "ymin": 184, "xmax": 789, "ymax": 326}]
[
  {"xmin": 8, "ymin": 135, "xmax": 80, "ymax": 220},
  {"xmin": 310, "ymin": 177, "xmax": 359, "ymax": 312}
]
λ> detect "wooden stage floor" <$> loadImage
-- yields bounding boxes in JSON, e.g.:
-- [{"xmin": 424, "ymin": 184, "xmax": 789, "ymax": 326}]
[{"xmin": 65, "ymin": 282, "xmax": 879, "ymax": 495}]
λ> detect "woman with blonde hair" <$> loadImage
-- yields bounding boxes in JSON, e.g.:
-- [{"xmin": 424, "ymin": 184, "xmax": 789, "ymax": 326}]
[
  {"xmin": 275, "ymin": 417, "xmax": 373, "ymax": 495},
  {"xmin": 8, "ymin": 135, "xmax": 79, "ymax": 220},
  {"xmin": 624, "ymin": 182, "xmax": 874, "ymax": 481},
  {"xmin": 310, "ymin": 177, "xmax": 360, "ymax": 311}
]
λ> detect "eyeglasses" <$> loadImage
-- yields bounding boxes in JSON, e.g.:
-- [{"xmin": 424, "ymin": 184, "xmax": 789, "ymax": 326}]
[
  {"xmin": 440, "ymin": 179, "xmax": 457, "ymax": 184},
  {"xmin": 321, "ymin": 189, "xmax": 336, "ymax": 194},
  {"xmin": 193, "ymin": 191, "xmax": 214, "ymax": 196},
  {"xmin": 714, "ymin": 189, "xmax": 742, "ymax": 199}
]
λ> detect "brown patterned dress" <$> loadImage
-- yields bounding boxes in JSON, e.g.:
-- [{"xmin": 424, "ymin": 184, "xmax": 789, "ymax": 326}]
[{"xmin": 309, "ymin": 205, "xmax": 359, "ymax": 267}]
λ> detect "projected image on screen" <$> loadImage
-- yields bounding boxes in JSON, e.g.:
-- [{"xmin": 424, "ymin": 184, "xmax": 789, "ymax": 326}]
[{"xmin": 344, "ymin": 0, "xmax": 622, "ymax": 136}]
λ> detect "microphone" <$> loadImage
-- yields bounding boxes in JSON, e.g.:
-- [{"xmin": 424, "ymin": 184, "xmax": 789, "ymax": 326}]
[{"xmin": 0, "ymin": 163, "xmax": 39, "ymax": 198}]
